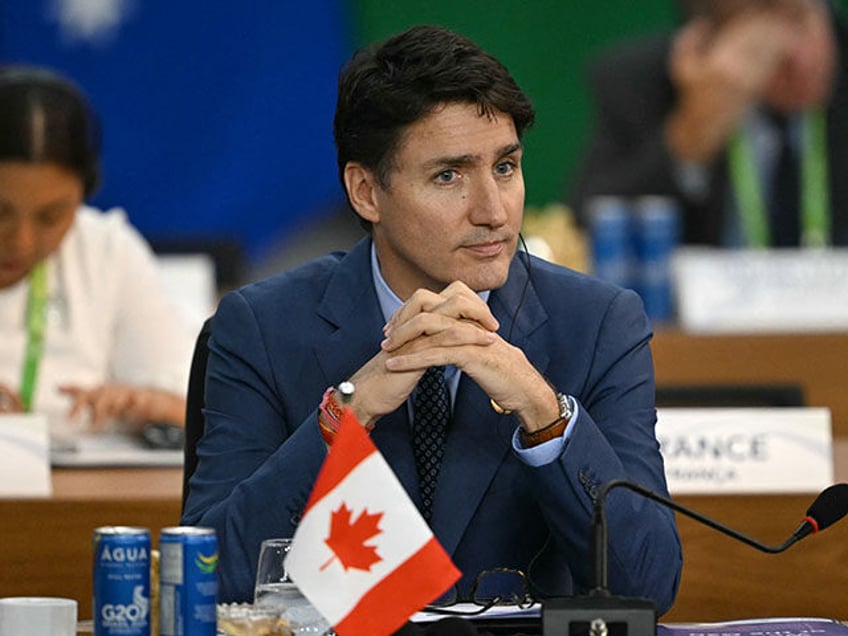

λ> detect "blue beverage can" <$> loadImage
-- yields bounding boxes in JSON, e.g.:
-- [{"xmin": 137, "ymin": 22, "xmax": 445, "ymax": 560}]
[
  {"xmin": 634, "ymin": 196, "xmax": 681, "ymax": 323},
  {"xmin": 588, "ymin": 195, "xmax": 635, "ymax": 289},
  {"xmin": 159, "ymin": 527, "xmax": 218, "ymax": 636},
  {"xmin": 93, "ymin": 526, "xmax": 152, "ymax": 636}
]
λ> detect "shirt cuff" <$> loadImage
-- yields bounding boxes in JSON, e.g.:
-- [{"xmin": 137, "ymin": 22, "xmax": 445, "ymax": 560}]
[{"xmin": 512, "ymin": 399, "xmax": 580, "ymax": 467}]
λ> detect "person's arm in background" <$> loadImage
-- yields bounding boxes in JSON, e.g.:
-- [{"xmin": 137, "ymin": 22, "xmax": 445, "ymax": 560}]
[
  {"xmin": 665, "ymin": 10, "xmax": 795, "ymax": 163},
  {"xmin": 59, "ymin": 383, "xmax": 185, "ymax": 428},
  {"xmin": 59, "ymin": 210, "xmax": 193, "ymax": 428},
  {"xmin": 569, "ymin": 10, "xmax": 796, "ymax": 231}
]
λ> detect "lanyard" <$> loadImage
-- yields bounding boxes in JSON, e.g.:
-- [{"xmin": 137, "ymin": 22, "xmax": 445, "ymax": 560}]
[
  {"xmin": 20, "ymin": 261, "xmax": 48, "ymax": 412},
  {"xmin": 727, "ymin": 109, "xmax": 830, "ymax": 247}
]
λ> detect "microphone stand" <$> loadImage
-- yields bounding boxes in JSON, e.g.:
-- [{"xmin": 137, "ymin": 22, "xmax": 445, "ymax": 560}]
[
  {"xmin": 590, "ymin": 479, "xmax": 803, "ymax": 596},
  {"xmin": 542, "ymin": 479, "xmax": 663, "ymax": 636},
  {"xmin": 543, "ymin": 479, "xmax": 838, "ymax": 636}
]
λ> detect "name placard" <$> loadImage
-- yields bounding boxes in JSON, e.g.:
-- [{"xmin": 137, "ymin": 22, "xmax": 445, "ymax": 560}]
[
  {"xmin": 656, "ymin": 407, "xmax": 832, "ymax": 495},
  {"xmin": 672, "ymin": 248, "xmax": 848, "ymax": 333},
  {"xmin": 0, "ymin": 414, "xmax": 51, "ymax": 497}
]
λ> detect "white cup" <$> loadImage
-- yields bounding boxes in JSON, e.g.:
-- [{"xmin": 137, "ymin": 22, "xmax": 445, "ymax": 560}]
[{"xmin": 0, "ymin": 597, "xmax": 77, "ymax": 636}]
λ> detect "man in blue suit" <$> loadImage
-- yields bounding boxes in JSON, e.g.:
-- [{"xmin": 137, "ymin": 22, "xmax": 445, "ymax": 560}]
[{"xmin": 182, "ymin": 25, "xmax": 682, "ymax": 614}]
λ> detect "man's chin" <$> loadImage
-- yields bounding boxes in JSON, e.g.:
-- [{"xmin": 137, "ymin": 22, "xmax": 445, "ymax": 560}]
[{"xmin": 461, "ymin": 263, "xmax": 512, "ymax": 293}]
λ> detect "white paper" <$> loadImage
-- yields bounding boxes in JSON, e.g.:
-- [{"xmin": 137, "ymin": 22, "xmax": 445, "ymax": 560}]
[{"xmin": 0, "ymin": 414, "xmax": 52, "ymax": 497}]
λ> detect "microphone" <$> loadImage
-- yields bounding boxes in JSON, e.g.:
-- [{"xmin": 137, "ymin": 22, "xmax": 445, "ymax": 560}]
[
  {"xmin": 590, "ymin": 480, "xmax": 848, "ymax": 594},
  {"xmin": 544, "ymin": 480, "xmax": 848, "ymax": 636}
]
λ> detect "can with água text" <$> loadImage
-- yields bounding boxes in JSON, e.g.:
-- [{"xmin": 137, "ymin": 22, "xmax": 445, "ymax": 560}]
[
  {"xmin": 93, "ymin": 526, "xmax": 152, "ymax": 636},
  {"xmin": 159, "ymin": 526, "xmax": 219, "ymax": 636}
]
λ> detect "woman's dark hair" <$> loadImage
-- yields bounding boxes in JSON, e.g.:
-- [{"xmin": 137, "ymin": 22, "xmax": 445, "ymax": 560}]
[
  {"xmin": 0, "ymin": 65, "xmax": 101, "ymax": 196},
  {"xmin": 334, "ymin": 25, "xmax": 535, "ymax": 227}
]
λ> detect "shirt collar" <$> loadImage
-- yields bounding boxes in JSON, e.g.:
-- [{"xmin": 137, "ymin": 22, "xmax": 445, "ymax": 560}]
[{"xmin": 370, "ymin": 242, "xmax": 490, "ymax": 323}]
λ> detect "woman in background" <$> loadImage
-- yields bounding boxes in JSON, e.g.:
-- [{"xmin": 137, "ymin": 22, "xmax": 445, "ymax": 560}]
[{"xmin": 0, "ymin": 65, "xmax": 192, "ymax": 440}]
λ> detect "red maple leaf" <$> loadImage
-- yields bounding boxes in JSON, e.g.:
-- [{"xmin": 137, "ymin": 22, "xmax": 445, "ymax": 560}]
[{"xmin": 320, "ymin": 502, "xmax": 384, "ymax": 572}]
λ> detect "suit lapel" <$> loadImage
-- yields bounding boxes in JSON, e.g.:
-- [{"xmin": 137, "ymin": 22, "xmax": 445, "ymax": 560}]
[
  {"xmin": 489, "ymin": 254, "xmax": 551, "ymax": 373},
  {"xmin": 313, "ymin": 239, "xmax": 384, "ymax": 383},
  {"xmin": 430, "ymin": 255, "xmax": 550, "ymax": 554},
  {"xmin": 312, "ymin": 238, "xmax": 420, "ymax": 500}
]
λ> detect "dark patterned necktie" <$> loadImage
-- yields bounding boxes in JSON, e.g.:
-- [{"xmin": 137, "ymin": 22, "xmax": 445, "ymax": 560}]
[{"xmin": 412, "ymin": 366, "xmax": 450, "ymax": 521}]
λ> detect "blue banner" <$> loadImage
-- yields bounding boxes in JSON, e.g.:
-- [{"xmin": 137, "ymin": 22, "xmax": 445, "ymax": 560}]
[{"xmin": 1, "ymin": 1, "xmax": 351, "ymax": 262}]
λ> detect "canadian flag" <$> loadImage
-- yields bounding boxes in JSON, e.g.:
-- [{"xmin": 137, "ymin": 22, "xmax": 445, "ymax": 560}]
[{"xmin": 285, "ymin": 408, "xmax": 462, "ymax": 635}]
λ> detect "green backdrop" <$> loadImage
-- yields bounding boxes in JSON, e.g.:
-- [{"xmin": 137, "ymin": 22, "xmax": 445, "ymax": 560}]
[{"xmin": 352, "ymin": 0, "xmax": 847, "ymax": 210}]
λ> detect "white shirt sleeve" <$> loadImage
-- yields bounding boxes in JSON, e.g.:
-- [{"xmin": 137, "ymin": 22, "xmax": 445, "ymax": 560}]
[
  {"xmin": 1, "ymin": 206, "xmax": 196, "ymax": 429},
  {"xmin": 96, "ymin": 208, "xmax": 196, "ymax": 392}
]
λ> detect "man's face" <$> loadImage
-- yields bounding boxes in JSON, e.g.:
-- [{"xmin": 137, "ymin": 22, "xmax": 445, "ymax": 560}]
[{"xmin": 363, "ymin": 102, "xmax": 525, "ymax": 300}]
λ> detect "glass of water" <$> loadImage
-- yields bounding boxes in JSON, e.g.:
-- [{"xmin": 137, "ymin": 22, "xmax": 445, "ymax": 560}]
[
  {"xmin": 254, "ymin": 538, "xmax": 298, "ymax": 606},
  {"xmin": 253, "ymin": 538, "xmax": 331, "ymax": 635}
]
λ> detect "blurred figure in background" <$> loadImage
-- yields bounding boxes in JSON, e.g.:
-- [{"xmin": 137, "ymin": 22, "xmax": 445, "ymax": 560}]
[
  {"xmin": 570, "ymin": 0, "xmax": 848, "ymax": 247},
  {"xmin": 0, "ymin": 65, "xmax": 193, "ymax": 441}
]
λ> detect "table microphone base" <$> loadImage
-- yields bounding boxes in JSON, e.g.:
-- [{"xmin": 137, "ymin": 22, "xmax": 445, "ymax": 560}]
[{"xmin": 542, "ymin": 594, "xmax": 656, "ymax": 636}]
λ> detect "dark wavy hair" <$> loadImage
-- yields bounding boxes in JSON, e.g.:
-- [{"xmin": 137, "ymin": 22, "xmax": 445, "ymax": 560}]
[
  {"xmin": 0, "ymin": 65, "xmax": 101, "ymax": 196},
  {"xmin": 334, "ymin": 25, "xmax": 535, "ymax": 226}
]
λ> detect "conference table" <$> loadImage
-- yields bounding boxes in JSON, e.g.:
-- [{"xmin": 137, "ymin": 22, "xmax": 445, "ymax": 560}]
[
  {"xmin": 0, "ymin": 329, "xmax": 846, "ymax": 624},
  {"xmin": 0, "ymin": 466, "xmax": 182, "ymax": 621},
  {"xmin": 654, "ymin": 328, "xmax": 848, "ymax": 621},
  {"xmin": 3, "ymin": 454, "xmax": 845, "ymax": 623}
]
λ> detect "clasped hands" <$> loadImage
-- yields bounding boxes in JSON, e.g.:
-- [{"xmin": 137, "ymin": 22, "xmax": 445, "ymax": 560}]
[{"xmin": 343, "ymin": 281, "xmax": 559, "ymax": 434}]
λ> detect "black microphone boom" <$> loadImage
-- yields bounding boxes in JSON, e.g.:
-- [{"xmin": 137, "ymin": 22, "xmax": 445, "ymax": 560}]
[
  {"xmin": 544, "ymin": 480, "xmax": 848, "ymax": 636},
  {"xmin": 591, "ymin": 480, "xmax": 848, "ymax": 594}
]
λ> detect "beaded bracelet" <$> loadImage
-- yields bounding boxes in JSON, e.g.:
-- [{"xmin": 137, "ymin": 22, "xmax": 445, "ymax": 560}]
[
  {"xmin": 318, "ymin": 386, "xmax": 342, "ymax": 445},
  {"xmin": 318, "ymin": 383, "xmax": 372, "ymax": 445}
]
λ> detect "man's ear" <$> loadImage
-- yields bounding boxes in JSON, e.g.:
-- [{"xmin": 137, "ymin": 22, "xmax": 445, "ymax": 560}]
[{"xmin": 343, "ymin": 162, "xmax": 381, "ymax": 225}]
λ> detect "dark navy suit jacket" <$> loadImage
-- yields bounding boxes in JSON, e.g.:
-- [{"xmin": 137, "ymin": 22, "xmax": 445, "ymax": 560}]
[{"xmin": 181, "ymin": 238, "xmax": 682, "ymax": 613}]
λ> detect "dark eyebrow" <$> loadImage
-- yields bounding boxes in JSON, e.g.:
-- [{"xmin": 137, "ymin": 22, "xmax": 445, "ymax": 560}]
[
  {"xmin": 422, "ymin": 142, "xmax": 523, "ymax": 171},
  {"xmin": 498, "ymin": 142, "xmax": 523, "ymax": 158}
]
